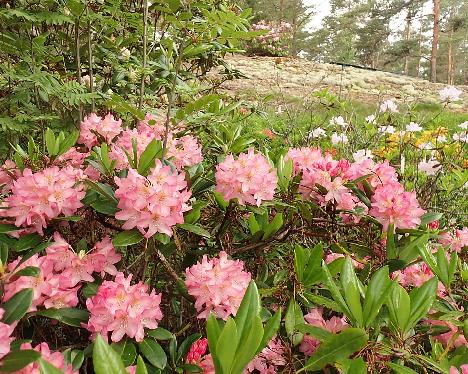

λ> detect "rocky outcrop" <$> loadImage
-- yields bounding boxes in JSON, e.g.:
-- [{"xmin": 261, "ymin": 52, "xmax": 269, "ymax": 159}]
[{"xmin": 210, "ymin": 55, "xmax": 467, "ymax": 110}]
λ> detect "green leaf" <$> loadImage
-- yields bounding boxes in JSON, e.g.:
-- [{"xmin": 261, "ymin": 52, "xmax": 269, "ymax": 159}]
[
  {"xmin": 341, "ymin": 257, "xmax": 363, "ymax": 327},
  {"xmin": 138, "ymin": 339, "xmax": 167, "ymax": 370},
  {"xmin": 406, "ymin": 277, "xmax": 438, "ymax": 332},
  {"xmin": 262, "ymin": 213, "xmax": 283, "ymax": 240},
  {"xmin": 0, "ymin": 224, "xmax": 18, "ymax": 233},
  {"xmin": 1, "ymin": 288, "xmax": 33, "ymax": 324},
  {"xmin": 112, "ymin": 340, "xmax": 137, "ymax": 367},
  {"xmin": 387, "ymin": 363, "xmax": 419, "ymax": 373},
  {"xmin": 178, "ymin": 223, "xmax": 211, "ymax": 238},
  {"xmin": 342, "ymin": 357, "xmax": 367, "ymax": 373},
  {"xmin": 295, "ymin": 324, "xmax": 332, "ymax": 341},
  {"xmin": 248, "ymin": 214, "xmax": 260, "ymax": 235},
  {"xmin": 146, "ymin": 327, "xmax": 174, "ymax": 340},
  {"xmin": 419, "ymin": 212, "xmax": 442, "ymax": 226},
  {"xmin": 302, "ymin": 244, "xmax": 324, "ymax": 286},
  {"xmin": 113, "ymin": 230, "xmax": 144, "ymax": 247},
  {"xmin": 93, "ymin": 335, "xmax": 127, "ymax": 374},
  {"xmin": 45, "ymin": 128, "xmax": 57, "ymax": 156},
  {"xmin": 12, "ymin": 266, "xmax": 40, "ymax": 278},
  {"xmin": 135, "ymin": 356, "xmax": 148, "ymax": 374},
  {"xmin": 285, "ymin": 298, "xmax": 305, "ymax": 340},
  {"xmin": 303, "ymin": 328, "xmax": 368, "ymax": 371},
  {"xmin": 230, "ymin": 315, "xmax": 263, "ymax": 374},
  {"xmin": 206, "ymin": 314, "xmax": 222, "ymax": 373},
  {"xmin": 30, "ymin": 308, "xmax": 89, "ymax": 327},
  {"xmin": 322, "ymin": 261, "xmax": 351, "ymax": 317},
  {"xmin": 216, "ymin": 318, "xmax": 238, "ymax": 373},
  {"xmin": 257, "ymin": 309, "xmax": 281, "ymax": 354},
  {"xmin": 386, "ymin": 283, "xmax": 410, "ymax": 331},
  {"xmin": 399, "ymin": 234, "xmax": 430, "ymax": 264},
  {"xmin": 57, "ymin": 131, "xmax": 79, "ymax": 156},
  {"xmin": 362, "ymin": 266, "xmax": 394, "ymax": 328},
  {"xmin": 137, "ymin": 139, "xmax": 162, "ymax": 176},
  {"xmin": 0, "ymin": 350, "xmax": 41, "ymax": 372},
  {"xmin": 39, "ymin": 358, "xmax": 64, "ymax": 374},
  {"xmin": 177, "ymin": 334, "xmax": 202, "ymax": 363},
  {"xmin": 294, "ymin": 245, "xmax": 307, "ymax": 282},
  {"xmin": 14, "ymin": 234, "xmax": 42, "ymax": 252},
  {"xmin": 234, "ymin": 281, "xmax": 261, "ymax": 343},
  {"xmin": 386, "ymin": 224, "xmax": 396, "ymax": 259}
]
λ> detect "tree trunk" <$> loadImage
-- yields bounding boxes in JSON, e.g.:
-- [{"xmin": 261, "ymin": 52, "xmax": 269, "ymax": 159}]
[
  {"xmin": 429, "ymin": 0, "xmax": 440, "ymax": 82},
  {"xmin": 417, "ymin": 12, "xmax": 424, "ymax": 78},
  {"xmin": 447, "ymin": 28, "xmax": 454, "ymax": 84},
  {"xmin": 404, "ymin": 8, "xmax": 412, "ymax": 75}
]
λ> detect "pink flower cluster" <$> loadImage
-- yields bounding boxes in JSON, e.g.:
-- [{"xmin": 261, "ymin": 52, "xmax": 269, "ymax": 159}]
[
  {"xmin": 0, "ymin": 308, "xmax": 15, "ymax": 360},
  {"xmin": 1, "ymin": 167, "xmax": 85, "ymax": 235},
  {"xmin": 85, "ymin": 272, "xmax": 163, "ymax": 342},
  {"xmin": 109, "ymin": 114, "xmax": 202, "ymax": 171},
  {"xmin": 392, "ymin": 263, "xmax": 445, "ymax": 297},
  {"xmin": 184, "ymin": 251, "xmax": 251, "ymax": 320},
  {"xmin": 286, "ymin": 147, "xmax": 425, "ymax": 229},
  {"xmin": 450, "ymin": 365, "xmax": 468, "ymax": 374},
  {"xmin": 0, "ymin": 160, "xmax": 20, "ymax": 194},
  {"xmin": 114, "ymin": 163, "xmax": 191, "ymax": 238},
  {"xmin": 3, "ymin": 233, "xmax": 120, "ymax": 311},
  {"xmin": 215, "ymin": 148, "xmax": 277, "ymax": 206},
  {"xmin": 251, "ymin": 21, "xmax": 292, "ymax": 56},
  {"xmin": 299, "ymin": 308, "xmax": 348, "ymax": 356},
  {"xmin": 427, "ymin": 320, "xmax": 468, "ymax": 349},
  {"xmin": 439, "ymin": 228, "xmax": 468, "ymax": 252},
  {"xmin": 14, "ymin": 342, "xmax": 76, "ymax": 374},
  {"xmin": 246, "ymin": 338, "xmax": 286, "ymax": 373},
  {"xmin": 79, "ymin": 113, "xmax": 123, "ymax": 149}
]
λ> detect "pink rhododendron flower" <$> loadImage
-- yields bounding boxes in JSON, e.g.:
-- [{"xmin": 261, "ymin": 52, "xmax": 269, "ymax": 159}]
[
  {"xmin": 55, "ymin": 148, "xmax": 89, "ymax": 168},
  {"xmin": 85, "ymin": 272, "xmax": 163, "ymax": 342},
  {"xmin": 215, "ymin": 148, "xmax": 277, "ymax": 206},
  {"xmin": 198, "ymin": 354, "xmax": 215, "ymax": 374},
  {"xmin": 14, "ymin": 342, "xmax": 76, "ymax": 374},
  {"xmin": 439, "ymin": 86, "xmax": 462, "ymax": 102},
  {"xmin": 379, "ymin": 99, "xmax": 398, "ymax": 113},
  {"xmin": 170, "ymin": 135, "xmax": 203, "ymax": 169},
  {"xmin": 392, "ymin": 263, "xmax": 445, "ymax": 297},
  {"xmin": 325, "ymin": 252, "xmax": 365, "ymax": 269},
  {"xmin": 369, "ymin": 182, "xmax": 425, "ymax": 231},
  {"xmin": 184, "ymin": 251, "xmax": 251, "ymax": 320},
  {"xmin": 450, "ymin": 365, "xmax": 468, "ymax": 374},
  {"xmin": 428, "ymin": 320, "xmax": 468, "ymax": 348},
  {"xmin": 79, "ymin": 113, "xmax": 122, "ymax": 149},
  {"xmin": 3, "ymin": 166, "xmax": 85, "ymax": 235},
  {"xmin": 114, "ymin": 163, "xmax": 191, "ymax": 238},
  {"xmin": 299, "ymin": 308, "xmax": 348, "ymax": 356},
  {"xmin": 0, "ymin": 160, "xmax": 20, "ymax": 194},
  {"xmin": 0, "ymin": 308, "xmax": 15, "ymax": 360},
  {"xmin": 439, "ymin": 228, "xmax": 468, "ymax": 252},
  {"xmin": 245, "ymin": 338, "xmax": 286, "ymax": 373}
]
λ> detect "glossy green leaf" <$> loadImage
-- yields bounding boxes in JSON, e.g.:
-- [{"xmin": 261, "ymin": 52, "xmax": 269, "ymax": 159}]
[
  {"xmin": 341, "ymin": 257, "xmax": 363, "ymax": 327},
  {"xmin": 31, "ymin": 308, "xmax": 89, "ymax": 327},
  {"xmin": 112, "ymin": 230, "xmax": 144, "ymax": 247},
  {"xmin": 406, "ymin": 277, "xmax": 438, "ymax": 331},
  {"xmin": 363, "ymin": 266, "xmax": 394, "ymax": 328},
  {"xmin": 386, "ymin": 283, "xmax": 410, "ymax": 331},
  {"xmin": 38, "ymin": 358, "xmax": 63, "ymax": 374},
  {"xmin": 0, "ymin": 350, "xmax": 41, "ymax": 372},
  {"xmin": 138, "ymin": 339, "xmax": 167, "ymax": 370},
  {"xmin": 93, "ymin": 335, "xmax": 127, "ymax": 374},
  {"xmin": 216, "ymin": 318, "xmax": 238, "ymax": 373},
  {"xmin": 1, "ymin": 288, "xmax": 33, "ymax": 324}
]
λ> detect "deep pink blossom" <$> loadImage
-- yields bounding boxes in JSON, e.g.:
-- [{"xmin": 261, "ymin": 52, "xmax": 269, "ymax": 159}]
[
  {"xmin": 114, "ymin": 164, "xmax": 191, "ymax": 238},
  {"xmin": 186, "ymin": 338, "xmax": 208, "ymax": 364},
  {"xmin": 439, "ymin": 228, "xmax": 468, "ymax": 252},
  {"xmin": 215, "ymin": 148, "xmax": 277, "ymax": 206},
  {"xmin": 85, "ymin": 272, "xmax": 163, "ymax": 342},
  {"xmin": 184, "ymin": 251, "xmax": 251, "ymax": 320}
]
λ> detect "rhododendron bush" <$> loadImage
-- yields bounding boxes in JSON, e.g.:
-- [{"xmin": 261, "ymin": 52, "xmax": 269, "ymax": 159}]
[{"xmin": 0, "ymin": 98, "xmax": 466, "ymax": 374}]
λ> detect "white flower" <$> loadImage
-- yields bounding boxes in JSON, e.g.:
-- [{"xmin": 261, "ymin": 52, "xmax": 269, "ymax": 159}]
[
  {"xmin": 154, "ymin": 31, "xmax": 163, "ymax": 43},
  {"xmin": 81, "ymin": 75, "xmax": 94, "ymax": 88},
  {"xmin": 459, "ymin": 121, "xmax": 468, "ymax": 130},
  {"xmin": 453, "ymin": 133, "xmax": 468, "ymax": 142},
  {"xmin": 331, "ymin": 133, "xmax": 348, "ymax": 145},
  {"xmin": 418, "ymin": 159, "xmax": 441, "ymax": 176},
  {"xmin": 378, "ymin": 125, "xmax": 395, "ymax": 134},
  {"xmin": 439, "ymin": 86, "xmax": 462, "ymax": 102},
  {"xmin": 406, "ymin": 122, "xmax": 423, "ymax": 132},
  {"xmin": 297, "ymin": 50, "xmax": 309, "ymax": 59},
  {"xmin": 106, "ymin": 89, "xmax": 114, "ymax": 95},
  {"xmin": 309, "ymin": 127, "xmax": 327, "ymax": 139},
  {"xmin": 365, "ymin": 114, "xmax": 376, "ymax": 124},
  {"xmin": 352, "ymin": 149, "xmax": 373, "ymax": 163},
  {"xmin": 436, "ymin": 135, "xmax": 447, "ymax": 143},
  {"xmin": 418, "ymin": 142, "xmax": 433, "ymax": 150},
  {"xmin": 329, "ymin": 116, "xmax": 348, "ymax": 127},
  {"xmin": 276, "ymin": 105, "xmax": 283, "ymax": 114},
  {"xmin": 379, "ymin": 99, "xmax": 398, "ymax": 113},
  {"xmin": 120, "ymin": 47, "xmax": 131, "ymax": 60}
]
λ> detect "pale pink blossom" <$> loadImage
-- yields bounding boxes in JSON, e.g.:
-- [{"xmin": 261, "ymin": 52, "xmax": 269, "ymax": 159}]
[
  {"xmin": 0, "ymin": 160, "xmax": 20, "ymax": 194},
  {"xmin": 450, "ymin": 365, "xmax": 468, "ymax": 374},
  {"xmin": 428, "ymin": 320, "xmax": 468, "ymax": 348},
  {"xmin": 245, "ymin": 338, "xmax": 286, "ymax": 373},
  {"xmin": 85, "ymin": 272, "xmax": 163, "ymax": 342},
  {"xmin": 379, "ymin": 99, "xmax": 398, "ymax": 113},
  {"xmin": 114, "ymin": 164, "xmax": 191, "ymax": 238},
  {"xmin": 14, "ymin": 342, "xmax": 76, "ymax": 374},
  {"xmin": 185, "ymin": 251, "xmax": 251, "ymax": 320},
  {"xmin": 331, "ymin": 132, "xmax": 348, "ymax": 145},
  {"xmin": 418, "ymin": 159, "xmax": 441, "ymax": 176},
  {"xmin": 4, "ymin": 166, "xmax": 85, "ymax": 235},
  {"xmin": 215, "ymin": 148, "xmax": 277, "ymax": 206},
  {"xmin": 369, "ymin": 182, "xmax": 425, "ymax": 230},
  {"xmin": 79, "ymin": 113, "xmax": 122, "ymax": 149},
  {"xmin": 0, "ymin": 308, "xmax": 15, "ymax": 360},
  {"xmin": 439, "ymin": 86, "xmax": 462, "ymax": 102},
  {"xmin": 393, "ymin": 263, "xmax": 445, "ymax": 297},
  {"xmin": 299, "ymin": 308, "xmax": 347, "ymax": 356},
  {"xmin": 329, "ymin": 116, "xmax": 348, "ymax": 128},
  {"xmin": 439, "ymin": 228, "xmax": 468, "ymax": 253}
]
